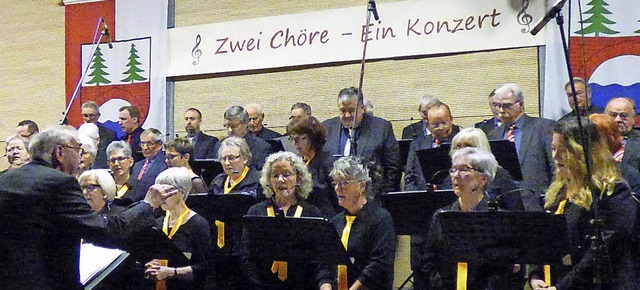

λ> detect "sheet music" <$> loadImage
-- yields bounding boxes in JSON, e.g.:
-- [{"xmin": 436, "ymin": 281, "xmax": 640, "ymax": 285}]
[{"xmin": 79, "ymin": 243, "xmax": 126, "ymax": 285}]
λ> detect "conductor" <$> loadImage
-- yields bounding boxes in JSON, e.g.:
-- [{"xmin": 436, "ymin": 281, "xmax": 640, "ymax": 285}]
[{"xmin": 0, "ymin": 125, "xmax": 169, "ymax": 290}]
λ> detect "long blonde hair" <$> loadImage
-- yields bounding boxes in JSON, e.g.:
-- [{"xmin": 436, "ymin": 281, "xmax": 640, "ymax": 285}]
[{"xmin": 545, "ymin": 118, "xmax": 622, "ymax": 210}]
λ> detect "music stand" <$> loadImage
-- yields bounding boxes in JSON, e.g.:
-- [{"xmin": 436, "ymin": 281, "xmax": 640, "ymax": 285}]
[
  {"xmin": 416, "ymin": 144, "xmax": 452, "ymax": 186},
  {"xmin": 123, "ymin": 227, "xmax": 190, "ymax": 267},
  {"xmin": 186, "ymin": 193, "xmax": 257, "ymax": 224},
  {"xmin": 437, "ymin": 211, "xmax": 570, "ymax": 287},
  {"xmin": 267, "ymin": 136, "xmax": 295, "ymax": 153},
  {"xmin": 242, "ymin": 216, "xmax": 350, "ymax": 265},
  {"xmin": 489, "ymin": 140, "xmax": 523, "ymax": 181},
  {"xmin": 398, "ymin": 139, "xmax": 412, "ymax": 169},
  {"xmin": 192, "ymin": 159, "xmax": 223, "ymax": 186},
  {"xmin": 379, "ymin": 190, "xmax": 458, "ymax": 236}
]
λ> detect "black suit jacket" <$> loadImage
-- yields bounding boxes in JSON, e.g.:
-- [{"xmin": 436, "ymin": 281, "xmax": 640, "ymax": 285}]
[
  {"xmin": 0, "ymin": 159, "xmax": 156, "ymax": 290},
  {"xmin": 93, "ymin": 123, "xmax": 116, "ymax": 169},
  {"xmin": 121, "ymin": 126, "xmax": 144, "ymax": 162},
  {"xmin": 192, "ymin": 131, "xmax": 219, "ymax": 159},
  {"xmin": 322, "ymin": 114, "xmax": 401, "ymax": 196},
  {"xmin": 487, "ymin": 114, "xmax": 555, "ymax": 196},
  {"xmin": 402, "ymin": 121, "xmax": 426, "ymax": 140},
  {"xmin": 404, "ymin": 125, "xmax": 461, "ymax": 191},
  {"xmin": 130, "ymin": 151, "xmax": 168, "ymax": 204},
  {"xmin": 622, "ymin": 129, "xmax": 640, "ymax": 176},
  {"xmin": 255, "ymin": 127, "xmax": 282, "ymax": 141},
  {"xmin": 474, "ymin": 117, "xmax": 500, "ymax": 136}
]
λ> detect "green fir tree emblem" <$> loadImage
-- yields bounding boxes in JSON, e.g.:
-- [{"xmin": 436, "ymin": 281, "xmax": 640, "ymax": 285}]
[
  {"xmin": 575, "ymin": 0, "xmax": 619, "ymax": 36},
  {"xmin": 635, "ymin": 19, "xmax": 640, "ymax": 34},
  {"xmin": 121, "ymin": 43, "xmax": 148, "ymax": 83},
  {"xmin": 86, "ymin": 46, "xmax": 111, "ymax": 86}
]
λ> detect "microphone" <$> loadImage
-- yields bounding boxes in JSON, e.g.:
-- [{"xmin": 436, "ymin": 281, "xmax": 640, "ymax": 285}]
[
  {"xmin": 410, "ymin": 117, "xmax": 418, "ymax": 139},
  {"xmin": 101, "ymin": 17, "xmax": 114, "ymax": 49},
  {"xmin": 530, "ymin": 0, "xmax": 567, "ymax": 36},
  {"xmin": 368, "ymin": 0, "xmax": 380, "ymax": 21}
]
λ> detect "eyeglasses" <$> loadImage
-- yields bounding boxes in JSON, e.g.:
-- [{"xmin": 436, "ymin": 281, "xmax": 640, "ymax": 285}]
[
  {"xmin": 449, "ymin": 167, "xmax": 478, "ymax": 175},
  {"xmin": 165, "ymin": 153, "xmax": 184, "ymax": 160},
  {"xmin": 62, "ymin": 145, "xmax": 85, "ymax": 156},
  {"xmin": 220, "ymin": 155, "xmax": 240, "ymax": 162},
  {"xmin": 289, "ymin": 135, "xmax": 308, "ymax": 143},
  {"xmin": 332, "ymin": 179, "xmax": 356, "ymax": 188},
  {"xmin": 491, "ymin": 101, "xmax": 521, "ymax": 110},
  {"xmin": 81, "ymin": 183, "xmax": 102, "ymax": 192},
  {"xmin": 82, "ymin": 113, "xmax": 98, "ymax": 118},
  {"xmin": 270, "ymin": 172, "xmax": 296, "ymax": 180},
  {"xmin": 608, "ymin": 112, "xmax": 631, "ymax": 120},
  {"xmin": 109, "ymin": 156, "xmax": 130, "ymax": 164},
  {"xmin": 140, "ymin": 141, "xmax": 158, "ymax": 147}
]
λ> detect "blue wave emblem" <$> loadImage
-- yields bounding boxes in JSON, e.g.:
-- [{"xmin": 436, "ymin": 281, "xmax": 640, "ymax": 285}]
[{"xmin": 591, "ymin": 83, "xmax": 640, "ymax": 109}]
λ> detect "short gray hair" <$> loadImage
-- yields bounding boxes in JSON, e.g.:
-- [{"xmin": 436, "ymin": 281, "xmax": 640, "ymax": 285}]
[
  {"xmin": 217, "ymin": 136, "xmax": 252, "ymax": 161},
  {"xmin": 224, "ymin": 105, "xmax": 249, "ymax": 124},
  {"xmin": 106, "ymin": 141, "xmax": 132, "ymax": 158},
  {"xmin": 155, "ymin": 167, "xmax": 192, "ymax": 200},
  {"xmin": 28, "ymin": 125, "xmax": 78, "ymax": 164},
  {"xmin": 450, "ymin": 128, "xmax": 491, "ymax": 155},
  {"xmin": 451, "ymin": 147, "xmax": 498, "ymax": 183},
  {"xmin": 81, "ymin": 101, "xmax": 100, "ymax": 113},
  {"xmin": 338, "ymin": 87, "xmax": 363, "ymax": 104},
  {"xmin": 564, "ymin": 77, "xmax": 591, "ymax": 94},
  {"xmin": 418, "ymin": 95, "xmax": 439, "ymax": 109},
  {"xmin": 5, "ymin": 135, "xmax": 29, "ymax": 150},
  {"xmin": 78, "ymin": 123, "xmax": 99, "ymax": 140},
  {"xmin": 141, "ymin": 128, "xmax": 163, "ymax": 143},
  {"xmin": 495, "ymin": 83, "xmax": 524, "ymax": 103},
  {"xmin": 79, "ymin": 135, "xmax": 97, "ymax": 157},
  {"xmin": 79, "ymin": 169, "xmax": 117, "ymax": 201},
  {"xmin": 330, "ymin": 156, "xmax": 372, "ymax": 195},
  {"xmin": 260, "ymin": 151, "xmax": 313, "ymax": 199}
]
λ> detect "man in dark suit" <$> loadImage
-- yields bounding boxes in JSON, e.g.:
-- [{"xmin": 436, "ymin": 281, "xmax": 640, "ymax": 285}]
[
  {"xmin": 322, "ymin": 86, "xmax": 400, "ymax": 196},
  {"xmin": 215, "ymin": 105, "xmax": 273, "ymax": 170},
  {"xmin": 401, "ymin": 95, "xmax": 438, "ymax": 140},
  {"xmin": 81, "ymin": 101, "xmax": 116, "ymax": 169},
  {"xmin": 405, "ymin": 100, "xmax": 461, "ymax": 191},
  {"xmin": 0, "ymin": 125, "xmax": 166, "ymax": 290},
  {"xmin": 487, "ymin": 83, "xmax": 554, "ymax": 208},
  {"xmin": 474, "ymin": 89, "xmax": 502, "ymax": 135},
  {"xmin": 130, "ymin": 128, "xmax": 168, "ymax": 203},
  {"xmin": 605, "ymin": 97, "xmax": 640, "ymax": 174},
  {"xmin": 119, "ymin": 105, "xmax": 145, "ymax": 162},
  {"xmin": 290, "ymin": 102, "xmax": 312, "ymax": 120},
  {"xmin": 184, "ymin": 108, "xmax": 219, "ymax": 159},
  {"xmin": 559, "ymin": 77, "xmax": 603, "ymax": 121},
  {"xmin": 245, "ymin": 103, "xmax": 283, "ymax": 140}
]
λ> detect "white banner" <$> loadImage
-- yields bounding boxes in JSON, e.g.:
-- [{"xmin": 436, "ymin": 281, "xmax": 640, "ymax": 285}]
[{"xmin": 167, "ymin": 0, "xmax": 546, "ymax": 77}]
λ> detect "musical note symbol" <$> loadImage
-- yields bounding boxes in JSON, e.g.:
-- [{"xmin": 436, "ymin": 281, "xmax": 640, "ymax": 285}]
[
  {"xmin": 517, "ymin": 0, "xmax": 533, "ymax": 33},
  {"xmin": 191, "ymin": 34, "xmax": 202, "ymax": 66}
]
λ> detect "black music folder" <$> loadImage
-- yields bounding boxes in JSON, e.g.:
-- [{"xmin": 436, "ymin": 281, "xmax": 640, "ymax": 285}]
[
  {"xmin": 437, "ymin": 211, "xmax": 570, "ymax": 265},
  {"xmin": 123, "ymin": 227, "xmax": 190, "ymax": 267},
  {"xmin": 242, "ymin": 216, "xmax": 350, "ymax": 265},
  {"xmin": 267, "ymin": 136, "xmax": 296, "ymax": 153},
  {"xmin": 192, "ymin": 159, "xmax": 223, "ymax": 186},
  {"xmin": 186, "ymin": 193, "xmax": 257, "ymax": 224},
  {"xmin": 379, "ymin": 190, "xmax": 458, "ymax": 235},
  {"xmin": 416, "ymin": 143, "xmax": 452, "ymax": 186},
  {"xmin": 489, "ymin": 140, "xmax": 523, "ymax": 181}
]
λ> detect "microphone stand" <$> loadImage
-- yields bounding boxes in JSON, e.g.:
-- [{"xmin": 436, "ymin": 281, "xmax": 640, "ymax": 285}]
[
  {"xmin": 543, "ymin": 10, "xmax": 609, "ymax": 289},
  {"xmin": 349, "ymin": 0, "xmax": 379, "ymax": 155},
  {"xmin": 60, "ymin": 17, "xmax": 109, "ymax": 125}
]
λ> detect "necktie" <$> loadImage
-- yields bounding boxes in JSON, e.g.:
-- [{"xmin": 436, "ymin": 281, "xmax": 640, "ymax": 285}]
[
  {"xmin": 613, "ymin": 145, "xmax": 625, "ymax": 162},
  {"xmin": 506, "ymin": 125, "xmax": 516, "ymax": 143},
  {"xmin": 137, "ymin": 159, "xmax": 150, "ymax": 180},
  {"xmin": 127, "ymin": 134, "xmax": 132, "ymax": 144},
  {"xmin": 343, "ymin": 129, "xmax": 353, "ymax": 157},
  {"xmin": 433, "ymin": 139, "xmax": 440, "ymax": 148},
  {"xmin": 338, "ymin": 215, "xmax": 356, "ymax": 290}
]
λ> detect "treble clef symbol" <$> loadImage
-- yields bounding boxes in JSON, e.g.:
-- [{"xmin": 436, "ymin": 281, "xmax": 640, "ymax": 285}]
[
  {"xmin": 191, "ymin": 34, "xmax": 202, "ymax": 66},
  {"xmin": 517, "ymin": 0, "xmax": 533, "ymax": 33}
]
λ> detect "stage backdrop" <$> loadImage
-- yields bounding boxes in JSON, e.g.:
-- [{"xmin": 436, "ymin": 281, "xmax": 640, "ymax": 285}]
[
  {"xmin": 65, "ymin": 0, "xmax": 167, "ymax": 136},
  {"xmin": 167, "ymin": 0, "xmax": 546, "ymax": 77},
  {"xmin": 542, "ymin": 0, "xmax": 640, "ymax": 120}
]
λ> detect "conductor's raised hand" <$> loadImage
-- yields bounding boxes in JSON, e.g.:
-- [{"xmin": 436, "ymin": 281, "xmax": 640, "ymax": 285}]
[{"xmin": 144, "ymin": 184, "xmax": 178, "ymax": 208}]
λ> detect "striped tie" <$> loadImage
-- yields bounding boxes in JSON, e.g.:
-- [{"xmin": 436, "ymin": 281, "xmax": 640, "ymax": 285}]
[
  {"xmin": 506, "ymin": 125, "xmax": 516, "ymax": 143},
  {"xmin": 137, "ymin": 159, "xmax": 150, "ymax": 180},
  {"xmin": 613, "ymin": 145, "xmax": 625, "ymax": 162}
]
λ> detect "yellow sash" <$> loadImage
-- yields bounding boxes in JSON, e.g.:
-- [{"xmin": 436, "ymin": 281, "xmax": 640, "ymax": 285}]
[{"xmin": 268, "ymin": 204, "xmax": 303, "ymax": 282}]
